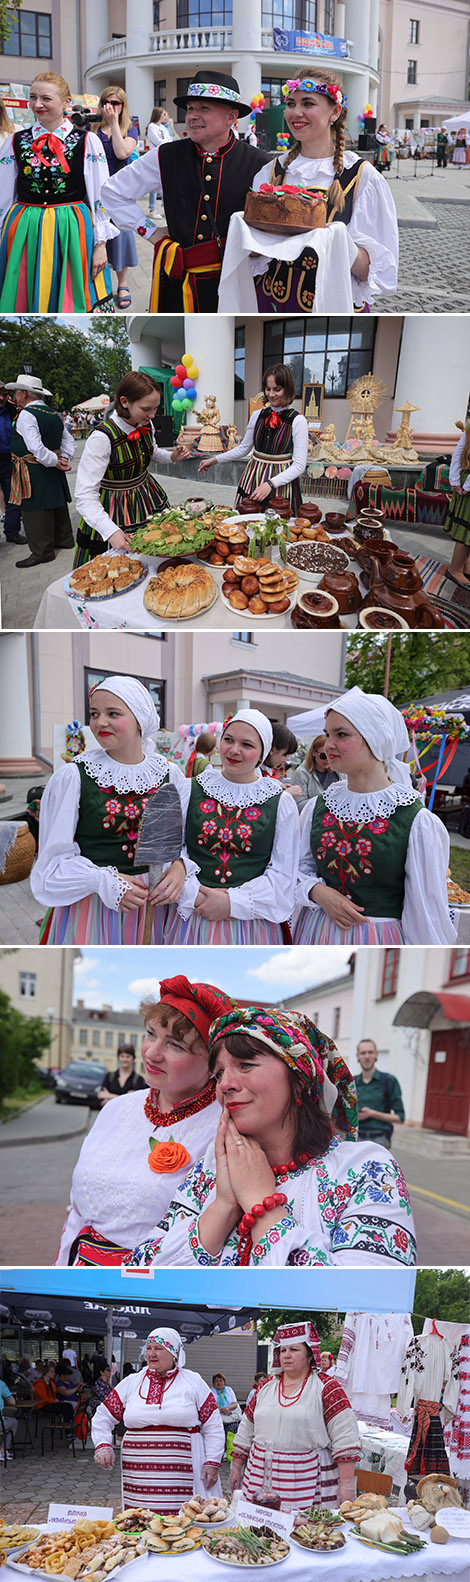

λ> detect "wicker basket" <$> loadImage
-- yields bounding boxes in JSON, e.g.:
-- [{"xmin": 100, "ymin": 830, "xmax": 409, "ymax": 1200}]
[{"xmin": 0, "ymin": 822, "xmax": 36, "ymax": 885}]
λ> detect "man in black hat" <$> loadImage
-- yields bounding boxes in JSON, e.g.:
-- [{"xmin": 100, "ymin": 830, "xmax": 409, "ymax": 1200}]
[{"xmin": 102, "ymin": 71, "xmax": 265, "ymax": 312}]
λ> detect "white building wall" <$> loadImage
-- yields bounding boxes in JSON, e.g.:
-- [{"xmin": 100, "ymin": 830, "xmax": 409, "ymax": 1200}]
[
  {"xmin": 0, "ymin": 635, "xmax": 32, "ymax": 761},
  {"xmin": 349, "ymin": 946, "xmax": 458, "ymax": 1123},
  {"xmin": 378, "ymin": 0, "xmax": 470, "ymax": 126},
  {"xmin": 0, "ymin": 948, "xmax": 78, "ymax": 1068},
  {"xmin": 393, "ymin": 316, "xmax": 470, "ymax": 440}
]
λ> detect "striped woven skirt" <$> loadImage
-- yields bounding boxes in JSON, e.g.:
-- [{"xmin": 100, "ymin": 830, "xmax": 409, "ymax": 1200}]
[
  {"xmin": 405, "ymin": 1402, "xmax": 450, "ymax": 1477},
  {"xmin": 241, "ymin": 1443, "xmax": 339, "ymax": 1511},
  {"xmin": 163, "ymin": 905, "xmax": 290, "ymax": 946},
  {"xmin": 73, "ymin": 473, "xmax": 169, "ymax": 566},
  {"xmin": 0, "ymin": 201, "xmax": 114, "ymax": 313},
  {"xmin": 442, "ymin": 487, "xmax": 470, "ymax": 546},
  {"xmin": 121, "ymin": 1425, "xmax": 196, "ymax": 1512},
  {"xmin": 236, "ymin": 452, "xmax": 302, "ymax": 514},
  {"xmin": 293, "ymin": 908, "xmax": 405, "ymax": 946},
  {"xmin": 39, "ymin": 894, "xmax": 168, "ymax": 945}
]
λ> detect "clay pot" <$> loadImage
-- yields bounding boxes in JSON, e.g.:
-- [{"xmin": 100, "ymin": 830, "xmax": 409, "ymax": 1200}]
[
  {"xmin": 355, "ymin": 520, "xmax": 385, "ymax": 544},
  {"xmin": 358, "ymin": 606, "xmax": 410, "ymax": 631},
  {"xmin": 295, "ymin": 590, "xmax": 341, "ymax": 627},
  {"xmin": 380, "ymin": 551, "xmax": 423, "ymax": 595},
  {"xmin": 272, "ymin": 497, "xmax": 292, "ymax": 519},
  {"xmin": 318, "ymin": 568, "xmax": 362, "ymax": 614},
  {"xmin": 356, "ymin": 540, "xmax": 397, "ymax": 586},
  {"xmin": 324, "ymin": 512, "xmax": 348, "ymax": 531},
  {"xmin": 365, "ymin": 554, "xmax": 447, "ymax": 628},
  {"xmin": 299, "ymin": 502, "xmax": 322, "ymax": 524}
]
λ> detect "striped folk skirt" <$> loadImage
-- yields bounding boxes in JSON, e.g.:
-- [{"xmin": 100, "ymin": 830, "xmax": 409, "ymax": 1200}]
[
  {"xmin": 442, "ymin": 487, "xmax": 470, "ymax": 547},
  {"xmin": 73, "ymin": 473, "xmax": 169, "ymax": 566},
  {"xmin": 293, "ymin": 908, "xmax": 405, "ymax": 946},
  {"xmin": 241, "ymin": 1442, "xmax": 339, "ymax": 1511},
  {"xmin": 39, "ymin": 894, "xmax": 168, "ymax": 945},
  {"xmin": 405, "ymin": 1402, "xmax": 450, "ymax": 1477},
  {"xmin": 236, "ymin": 452, "xmax": 302, "ymax": 515},
  {"xmin": 163, "ymin": 904, "xmax": 290, "ymax": 947},
  {"xmin": 0, "ymin": 202, "xmax": 114, "ymax": 313},
  {"xmin": 121, "ymin": 1425, "xmax": 196, "ymax": 1512}
]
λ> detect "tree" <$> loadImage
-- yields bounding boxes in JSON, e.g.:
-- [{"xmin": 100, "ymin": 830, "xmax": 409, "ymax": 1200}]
[
  {"xmin": 0, "ymin": 989, "xmax": 51, "ymax": 1103},
  {"xmin": 412, "ymin": 1268, "xmax": 470, "ymax": 1332},
  {"xmin": 0, "ymin": 1, "xmax": 22, "ymax": 43},
  {"xmin": 0, "ymin": 317, "xmax": 102, "ymax": 410},
  {"xmin": 87, "ymin": 319, "xmax": 132, "ymax": 393},
  {"xmin": 345, "ymin": 632, "xmax": 470, "ymax": 705}
]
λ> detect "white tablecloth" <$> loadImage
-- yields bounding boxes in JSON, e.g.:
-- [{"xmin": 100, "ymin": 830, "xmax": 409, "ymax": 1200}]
[
  {"xmin": 359, "ymin": 1422, "xmax": 409, "ymax": 1500},
  {"xmin": 218, "ymin": 212, "xmax": 357, "ymax": 313},
  {"xmin": 10, "ymin": 1515, "xmax": 468, "ymax": 1582},
  {"xmin": 33, "ymin": 553, "xmax": 294, "ymax": 631}
]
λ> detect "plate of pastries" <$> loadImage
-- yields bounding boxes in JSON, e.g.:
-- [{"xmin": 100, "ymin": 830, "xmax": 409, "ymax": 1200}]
[
  {"xmin": 68, "ymin": 554, "xmax": 146, "ymax": 600},
  {"xmin": 143, "ymin": 562, "xmax": 217, "ymax": 620},
  {"xmin": 220, "ymin": 557, "xmax": 298, "ymax": 617}
]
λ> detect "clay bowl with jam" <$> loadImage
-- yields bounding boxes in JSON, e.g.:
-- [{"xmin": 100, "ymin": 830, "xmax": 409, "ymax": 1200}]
[
  {"xmin": 318, "ymin": 568, "xmax": 362, "ymax": 614},
  {"xmin": 296, "ymin": 590, "xmax": 341, "ymax": 627}
]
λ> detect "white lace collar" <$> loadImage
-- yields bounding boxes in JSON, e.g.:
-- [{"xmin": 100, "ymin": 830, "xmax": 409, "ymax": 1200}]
[
  {"xmin": 197, "ymin": 766, "xmax": 283, "ymax": 808},
  {"xmin": 77, "ymin": 748, "xmax": 169, "ymax": 793},
  {"xmin": 321, "ymin": 780, "xmax": 422, "ymax": 822},
  {"xmin": 32, "ymin": 118, "xmax": 73, "ymax": 140}
]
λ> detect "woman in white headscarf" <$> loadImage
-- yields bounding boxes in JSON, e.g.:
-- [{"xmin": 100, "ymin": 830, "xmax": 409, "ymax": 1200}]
[
  {"xmin": 162, "ymin": 708, "xmax": 300, "ymax": 945},
  {"xmin": 31, "ymin": 676, "xmax": 191, "ymax": 943},
  {"xmin": 293, "ymin": 686, "xmax": 456, "ymax": 946},
  {"xmin": 91, "ymin": 1326, "xmax": 224, "ymax": 1512}
]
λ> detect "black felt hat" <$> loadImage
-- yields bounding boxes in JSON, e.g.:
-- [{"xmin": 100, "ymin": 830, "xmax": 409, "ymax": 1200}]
[{"xmin": 173, "ymin": 69, "xmax": 252, "ymax": 119}]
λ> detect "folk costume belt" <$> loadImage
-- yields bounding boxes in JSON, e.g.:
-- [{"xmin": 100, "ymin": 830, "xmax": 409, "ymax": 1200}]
[
  {"xmin": 10, "ymin": 449, "xmax": 60, "ymax": 504},
  {"xmin": 127, "ymin": 1424, "xmax": 201, "ymax": 1435},
  {"xmin": 151, "ymin": 237, "xmax": 223, "ymax": 313},
  {"xmin": 405, "ymin": 1398, "xmax": 442, "ymax": 1474}
]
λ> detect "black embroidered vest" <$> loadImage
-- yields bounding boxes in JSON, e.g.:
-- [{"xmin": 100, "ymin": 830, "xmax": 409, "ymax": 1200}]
[
  {"xmin": 14, "ymin": 126, "xmax": 88, "ymax": 205},
  {"xmin": 159, "ymin": 136, "xmax": 265, "ymax": 248}
]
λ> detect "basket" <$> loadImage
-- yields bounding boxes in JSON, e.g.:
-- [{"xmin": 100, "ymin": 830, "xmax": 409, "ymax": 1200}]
[{"xmin": 0, "ymin": 822, "xmax": 36, "ymax": 885}]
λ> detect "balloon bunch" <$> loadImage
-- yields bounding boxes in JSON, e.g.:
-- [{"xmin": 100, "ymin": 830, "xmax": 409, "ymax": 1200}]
[
  {"xmin": 250, "ymin": 93, "xmax": 265, "ymax": 113},
  {"xmin": 170, "ymin": 352, "xmax": 199, "ymax": 413},
  {"xmin": 276, "ymin": 130, "xmax": 290, "ymax": 151},
  {"xmin": 178, "ymin": 722, "xmax": 221, "ymax": 740},
  {"xmin": 357, "ymin": 104, "xmax": 373, "ymax": 123}
]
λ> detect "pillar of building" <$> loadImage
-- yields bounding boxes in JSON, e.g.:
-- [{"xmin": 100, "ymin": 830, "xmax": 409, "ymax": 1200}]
[
  {"xmin": 85, "ymin": 0, "xmax": 110, "ymax": 70},
  {"xmin": 391, "ymin": 317, "xmax": 470, "ymax": 447},
  {"xmin": 231, "ymin": 0, "xmax": 262, "ymax": 125},
  {"xmin": 344, "ymin": 0, "xmax": 371, "ymax": 136},
  {"xmin": 125, "ymin": 0, "xmax": 155, "ymax": 131},
  {"xmin": 336, "ymin": 2, "xmax": 346, "ymax": 35},
  {"xmin": 183, "ymin": 317, "xmax": 235, "ymax": 427}
]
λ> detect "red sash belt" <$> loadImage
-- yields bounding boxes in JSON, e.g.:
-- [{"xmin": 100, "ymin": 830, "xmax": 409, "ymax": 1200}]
[
  {"xmin": 405, "ymin": 1398, "xmax": 442, "ymax": 1473},
  {"xmin": 126, "ymin": 1424, "xmax": 201, "ymax": 1434},
  {"xmin": 150, "ymin": 237, "xmax": 223, "ymax": 313},
  {"xmin": 72, "ymin": 1225, "xmax": 131, "ymax": 1267}
]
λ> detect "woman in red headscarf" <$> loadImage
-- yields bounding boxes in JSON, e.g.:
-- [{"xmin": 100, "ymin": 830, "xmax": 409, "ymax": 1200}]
[
  {"xmin": 55, "ymin": 975, "xmax": 233, "ymax": 1266},
  {"xmin": 230, "ymin": 1321, "xmax": 360, "ymax": 1510}
]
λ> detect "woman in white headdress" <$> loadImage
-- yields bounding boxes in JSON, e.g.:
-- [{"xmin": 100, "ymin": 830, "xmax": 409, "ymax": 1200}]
[
  {"xmin": 31, "ymin": 676, "xmax": 191, "ymax": 944},
  {"xmin": 293, "ymin": 687, "xmax": 455, "ymax": 946},
  {"xmin": 91, "ymin": 1326, "xmax": 224, "ymax": 1512},
  {"xmin": 162, "ymin": 708, "xmax": 300, "ymax": 945}
]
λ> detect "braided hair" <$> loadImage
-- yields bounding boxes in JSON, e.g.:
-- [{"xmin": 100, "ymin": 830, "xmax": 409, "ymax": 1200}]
[{"xmin": 276, "ymin": 68, "xmax": 347, "ymax": 214}]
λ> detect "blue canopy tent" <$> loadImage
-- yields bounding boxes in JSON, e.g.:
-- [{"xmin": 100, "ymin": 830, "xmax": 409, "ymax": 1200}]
[{"xmin": 1, "ymin": 1266, "xmax": 416, "ymax": 1316}]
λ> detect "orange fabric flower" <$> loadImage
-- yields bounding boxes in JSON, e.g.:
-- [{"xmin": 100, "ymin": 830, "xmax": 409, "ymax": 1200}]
[{"xmin": 148, "ymin": 1136, "xmax": 190, "ymax": 1173}]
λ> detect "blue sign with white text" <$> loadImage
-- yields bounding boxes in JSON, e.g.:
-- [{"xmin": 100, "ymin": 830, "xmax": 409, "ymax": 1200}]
[{"xmin": 273, "ymin": 28, "xmax": 348, "ymax": 60}]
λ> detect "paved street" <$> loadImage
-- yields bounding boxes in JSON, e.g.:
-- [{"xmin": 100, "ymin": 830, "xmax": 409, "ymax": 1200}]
[
  {"xmin": 0, "ymin": 1430, "xmax": 232, "ymax": 1526},
  {"xmin": 1, "ymin": 1095, "xmax": 469, "ymax": 1267}
]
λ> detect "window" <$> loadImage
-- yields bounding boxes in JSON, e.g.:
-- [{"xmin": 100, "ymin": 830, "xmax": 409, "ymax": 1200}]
[
  {"xmin": 3, "ymin": 10, "xmax": 52, "ymax": 57},
  {"xmin": 153, "ymin": 1, "xmax": 160, "ymax": 25},
  {"xmin": 407, "ymin": 60, "xmax": 417, "ymax": 84},
  {"xmin": 380, "ymin": 949, "xmax": 399, "ymax": 999},
  {"xmin": 323, "ymin": 0, "xmax": 335, "ymax": 33},
  {"xmin": 92, "ymin": 1029, "xmax": 101, "ymax": 1047},
  {"xmin": 333, "ymin": 1006, "xmax": 341, "ymax": 1039},
  {"xmin": 105, "ymin": 1031, "xmax": 114, "ymax": 1047},
  {"xmin": 19, "ymin": 972, "xmax": 36, "ymax": 998},
  {"xmin": 79, "ymin": 1029, "xmax": 88, "ymax": 1046},
  {"xmin": 234, "ymin": 325, "xmax": 245, "ymax": 401},
  {"xmin": 85, "ymin": 669, "xmax": 165, "ymax": 728},
  {"xmin": 232, "ymin": 632, "xmax": 254, "ymax": 643},
  {"xmin": 176, "ymin": 77, "xmax": 190, "ymax": 123},
  {"xmin": 261, "ymin": 3, "xmax": 317, "ymax": 27},
  {"xmin": 409, "ymin": 19, "xmax": 419, "ymax": 44},
  {"xmin": 153, "ymin": 80, "xmax": 166, "ymax": 107},
  {"xmin": 118, "ymin": 1032, "xmax": 127, "ymax": 1044},
  {"xmin": 261, "ymin": 77, "xmax": 284, "ymax": 108},
  {"xmin": 263, "ymin": 317, "xmax": 376, "ymax": 400},
  {"xmin": 177, "ymin": 3, "xmax": 232, "ymax": 26},
  {"xmin": 449, "ymin": 949, "xmax": 470, "ymax": 980}
]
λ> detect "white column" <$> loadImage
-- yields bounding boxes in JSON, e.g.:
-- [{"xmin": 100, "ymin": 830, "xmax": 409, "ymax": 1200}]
[
  {"xmin": 394, "ymin": 317, "xmax": 470, "ymax": 438},
  {"xmin": 183, "ymin": 318, "xmax": 235, "ymax": 426},
  {"xmin": 126, "ymin": 0, "xmax": 154, "ymax": 132},
  {"xmin": 85, "ymin": 0, "xmax": 109, "ymax": 70},
  {"xmin": 336, "ymin": 2, "xmax": 346, "ymax": 34},
  {"xmin": 344, "ymin": 0, "xmax": 372, "ymax": 135},
  {"xmin": 232, "ymin": 0, "xmax": 262, "ymax": 125},
  {"xmin": 368, "ymin": 0, "xmax": 379, "ymax": 72}
]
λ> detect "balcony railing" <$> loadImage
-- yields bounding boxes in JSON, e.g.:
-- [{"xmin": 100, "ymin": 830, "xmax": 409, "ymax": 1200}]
[
  {"xmin": 149, "ymin": 27, "xmax": 232, "ymax": 52},
  {"xmin": 97, "ymin": 38, "xmax": 126, "ymax": 62}
]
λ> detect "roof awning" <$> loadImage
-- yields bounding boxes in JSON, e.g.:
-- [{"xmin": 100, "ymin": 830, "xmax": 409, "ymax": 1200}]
[{"xmin": 394, "ymin": 991, "xmax": 470, "ymax": 1028}]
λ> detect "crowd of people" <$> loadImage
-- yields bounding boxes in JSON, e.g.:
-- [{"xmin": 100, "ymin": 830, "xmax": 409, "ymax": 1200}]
[{"xmin": 0, "ymin": 66, "xmax": 399, "ymax": 315}]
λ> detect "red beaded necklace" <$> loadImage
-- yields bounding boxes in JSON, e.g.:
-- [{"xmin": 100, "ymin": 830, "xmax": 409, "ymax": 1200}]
[
  {"xmin": 278, "ymin": 1371, "xmax": 310, "ymax": 1407},
  {"xmin": 237, "ymin": 1153, "xmax": 312, "ymax": 1266},
  {"xmin": 144, "ymin": 1079, "xmax": 215, "ymax": 1129}
]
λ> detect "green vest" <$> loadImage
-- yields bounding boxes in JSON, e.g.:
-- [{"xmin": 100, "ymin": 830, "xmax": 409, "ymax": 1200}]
[
  {"xmin": 310, "ymin": 793, "xmax": 421, "ymax": 918},
  {"xmin": 74, "ymin": 763, "xmax": 169, "ymax": 874},
  {"xmin": 186, "ymin": 778, "xmax": 281, "ymax": 887},
  {"xmin": 11, "ymin": 403, "xmax": 71, "ymax": 512}
]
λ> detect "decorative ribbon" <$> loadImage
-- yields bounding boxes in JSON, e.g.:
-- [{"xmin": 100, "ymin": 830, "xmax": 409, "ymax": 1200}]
[
  {"xmin": 126, "ymin": 425, "xmax": 152, "ymax": 442},
  {"xmin": 268, "ymin": 411, "xmax": 283, "ymax": 429},
  {"xmin": 9, "ymin": 454, "xmax": 34, "ymax": 503},
  {"xmin": 30, "ymin": 132, "xmax": 71, "ymax": 172},
  {"xmin": 428, "ymin": 732, "xmax": 447, "ymax": 811}
]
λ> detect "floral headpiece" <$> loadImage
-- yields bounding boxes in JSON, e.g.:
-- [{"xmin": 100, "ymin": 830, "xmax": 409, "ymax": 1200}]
[
  {"xmin": 208, "ymin": 1005, "xmax": 358, "ymax": 1140},
  {"xmin": 272, "ymin": 1320, "xmax": 321, "ymax": 1372},
  {"xmin": 282, "ymin": 78, "xmax": 347, "ymax": 110}
]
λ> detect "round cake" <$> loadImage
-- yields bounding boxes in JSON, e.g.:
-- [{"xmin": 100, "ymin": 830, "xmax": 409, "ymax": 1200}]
[{"xmin": 244, "ymin": 184, "xmax": 327, "ymax": 235}]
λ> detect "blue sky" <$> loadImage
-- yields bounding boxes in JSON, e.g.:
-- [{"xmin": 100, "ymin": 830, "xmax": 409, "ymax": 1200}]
[{"xmin": 73, "ymin": 947, "xmax": 352, "ymax": 1009}]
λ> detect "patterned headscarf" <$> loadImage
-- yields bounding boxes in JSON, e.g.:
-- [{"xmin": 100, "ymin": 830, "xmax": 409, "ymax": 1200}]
[
  {"xmin": 208, "ymin": 1006, "xmax": 358, "ymax": 1140},
  {"xmin": 159, "ymin": 976, "xmax": 235, "ymax": 1048},
  {"xmin": 146, "ymin": 1327, "xmax": 186, "ymax": 1369},
  {"xmin": 272, "ymin": 1321, "xmax": 321, "ymax": 1372}
]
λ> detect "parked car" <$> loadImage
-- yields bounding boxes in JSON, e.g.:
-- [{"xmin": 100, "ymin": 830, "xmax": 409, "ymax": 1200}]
[
  {"xmin": 32, "ymin": 1063, "xmax": 57, "ymax": 1089},
  {"xmin": 54, "ymin": 1060, "xmax": 107, "ymax": 1107}
]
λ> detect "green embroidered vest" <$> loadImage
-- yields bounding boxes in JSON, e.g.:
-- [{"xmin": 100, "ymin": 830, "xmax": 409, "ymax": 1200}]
[
  {"xmin": 74, "ymin": 763, "xmax": 169, "ymax": 873},
  {"xmin": 186, "ymin": 779, "xmax": 281, "ymax": 887},
  {"xmin": 11, "ymin": 403, "xmax": 71, "ymax": 512},
  {"xmin": 310, "ymin": 793, "xmax": 422, "ymax": 918}
]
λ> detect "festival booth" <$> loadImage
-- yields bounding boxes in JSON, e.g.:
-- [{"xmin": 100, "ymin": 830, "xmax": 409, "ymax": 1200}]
[
  {"xmin": 2, "ymin": 1269, "xmax": 469, "ymax": 1580},
  {"xmin": 402, "ymin": 704, "xmax": 470, "ymax": 838}
]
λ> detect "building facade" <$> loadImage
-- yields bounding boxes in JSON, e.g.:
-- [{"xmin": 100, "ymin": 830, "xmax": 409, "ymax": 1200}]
[
  {"xmin": 71, "ymin": 999, "xmax": 147, "ymax": 1067},
  {"xmin": 0, "ymin": 948, "xmax": 79, "ymax": 1069},
  {"xmin": 378, "ymin": 0, "xmax": 470, "ymax": 129}
]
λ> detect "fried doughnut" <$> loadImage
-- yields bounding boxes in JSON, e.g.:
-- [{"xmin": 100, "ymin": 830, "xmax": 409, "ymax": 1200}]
[
  {"xmin": 214, "ymin": 541, "xmax": 230, "ymax": 557},
  {"xmin": 222, "ymin": 568, "xmax": 240, "ymax": 585},
  {"xmin": 249, "ymin": 596, "xmax": 268, "ymax": 614},
  {"xmin": 228, "ymin": 589, "xmax": 249, "ymax": 610},
  {"xmin": 241, "ymin": 575, "xmax": 260, "ymax": 596},
  {"xmin": 266, "ymin": 596, "xmax": 290, "ymax": 613},
  {"xmin": 209, "ymin": 554, "xmax": 225, "ymax": 565}
]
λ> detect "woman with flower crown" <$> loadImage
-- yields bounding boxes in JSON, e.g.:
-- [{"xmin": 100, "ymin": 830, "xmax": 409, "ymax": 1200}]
[
  {"xmin": 0, "ymin": 72, "xmax": 116, "ymax": 312},
  {"xmin": 222, "ymin": 68, "xmax": 398, "ymax": 314},
  {"xmin": 126, "ymin": 1006, "xmax": 417, "ymax": 1270},
  {"xmin": 31, "ymin": 676, "xmax": 192, "ymax": 945},
  {"xmin": 293, "ymin": 687, "xmax": 456, "ymax": 946},
  {"xmin": 56, "ymin": 975, "xmax": 233, "ymax": 1266}
]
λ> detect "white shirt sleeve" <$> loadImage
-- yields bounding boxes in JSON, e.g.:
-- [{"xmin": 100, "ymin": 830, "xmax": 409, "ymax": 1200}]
[
  {"xmin": 449, "ymin": 431, "xmax": 470, "ymax": 491},
  {"xmin": 213, "ymin": 412, "xmax": 258, "ymax": 465},
  {"xmin": 30, "ymin": 763, "xmax": 127, "ymax": 912},
  {"xmin": 147, "ymin": 123, "xmax": 172, "ymax": 147},
  {"xmin": 227, "ymin": 792, "xmax": 300, "ymax": 922},
  {"xmin": 83, "ymin": 131, "xmax": 120, "ymax": 244},
  {"xmin": 16, "ymin": 408, "xmax": 68, "ymax": 468},
  {"xmin": 101, "ymin": 147, "xmax": 163, "ymax": 239},
  {"xmin": 74, "ymin": 429, "xmax": 116, "ymax": 541},
  {"xmin": 0, "ymin": 134, "xmax": 17, "ymax": 230},
  {"xmin": 401, "ymin": 808, "xmax": 457, "ymax": 944},
  {"xmin": 60, "ymin": 427, "xmax": 75, "ymax": 461},
  {"xmin": 347, "ymin": 160, "xmax": 399, "ymax": 304},
  {"xmin": 295, "ymin": 797, "xmax": 325, "ymax": 909}
]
